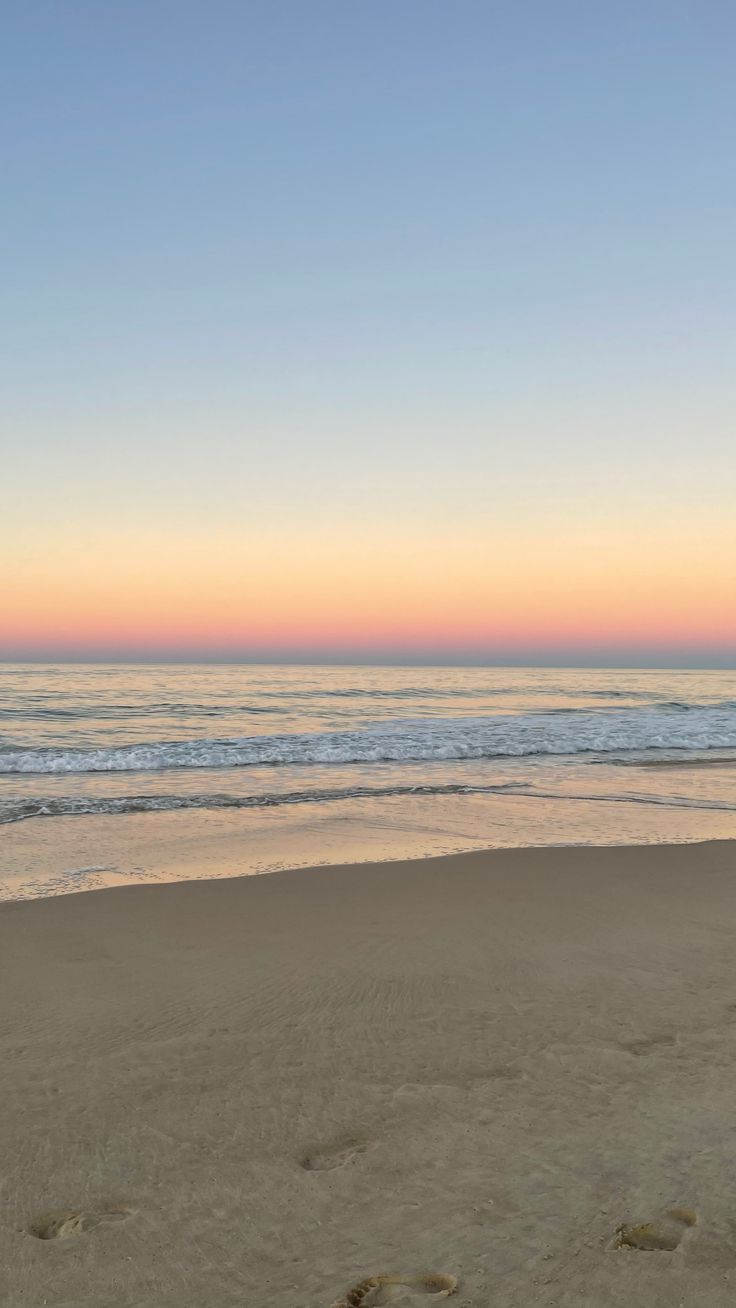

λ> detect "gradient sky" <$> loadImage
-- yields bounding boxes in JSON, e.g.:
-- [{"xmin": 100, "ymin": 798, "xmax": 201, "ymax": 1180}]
[{"xmin": 2, "ymin": 1, "xmax": 735, "ymax": 665}]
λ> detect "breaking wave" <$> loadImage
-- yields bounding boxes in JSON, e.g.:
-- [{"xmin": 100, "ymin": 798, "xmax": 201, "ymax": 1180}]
[{"xmin": 2, "ymin": 705, "xmax": 736, "ymax": 776}]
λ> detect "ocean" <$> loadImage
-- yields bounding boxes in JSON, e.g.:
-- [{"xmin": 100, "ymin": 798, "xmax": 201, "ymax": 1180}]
[{"xmin": 2, "ymin": 663, "xmax": 736, "ymax": 899}]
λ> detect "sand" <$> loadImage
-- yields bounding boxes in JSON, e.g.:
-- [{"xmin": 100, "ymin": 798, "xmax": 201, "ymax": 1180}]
[{"xmin": 2, "ymin": 840, "xmax": 736, "ymax": 1306}]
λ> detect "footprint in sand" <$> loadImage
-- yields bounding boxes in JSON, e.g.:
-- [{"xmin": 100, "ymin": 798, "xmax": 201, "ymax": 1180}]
[
  {"xmin": 619, "ymin": 1033, "xmax": 677, "ymax": 1057},
  {"xmin": 29, "ymin": 1206, "xmax": 134, "ymax": 1240},
  {"xmin": 614, "ymin": 1207, "xmax": 697, "ymax": 1251},
  {"xmin": 330, "ymin": 1272, "xmax": 457, "ymax": 1307},
  {"xmin": 301, "ymin": 1140, "xmax": 368, "ymax": 1171}
]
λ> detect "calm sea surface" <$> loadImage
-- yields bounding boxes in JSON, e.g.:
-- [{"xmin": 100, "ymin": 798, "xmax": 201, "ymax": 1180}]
[{"xmin": 2, "ymin": 664, "xmax": 736, "ymax": 899}]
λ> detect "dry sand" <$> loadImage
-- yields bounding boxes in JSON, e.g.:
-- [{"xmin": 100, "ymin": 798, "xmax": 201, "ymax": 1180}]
[{"xmin": 2, "ymin": 840, "xmax": 736, "ymax": 1306}]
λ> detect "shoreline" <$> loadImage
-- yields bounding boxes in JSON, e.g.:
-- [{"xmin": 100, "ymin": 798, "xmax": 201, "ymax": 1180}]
[
  {"xmin": 3, "ymin": 839, "xmax": 736, "ymax": 1305},
  {"xmin": 1, "ymin": 830, "xmax": 736, "ymax": 906},
  {"xmin": 4, "ymin": 786, "xmax": 736, "ymax": 902}
]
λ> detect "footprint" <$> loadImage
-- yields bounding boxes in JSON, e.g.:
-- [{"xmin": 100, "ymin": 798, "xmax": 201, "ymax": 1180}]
[
  {"xmin": 619, "ymin": 1033, "xmax": 677, "ymax": 1057},
  {"xmin": 330, "ymin": 1272, "xmax": 457, "ymax": 1307},
  {"xmin": 301, "ymin": 1140, "xmax": 367, "ymax": 1171},
  {"xmin": 29, "ymin": 1206, "xmax": 134, "ymax": 1241},
  {"xmin": 614, "ymin": 1207, "xmax": 697, "ymax": 1251}
]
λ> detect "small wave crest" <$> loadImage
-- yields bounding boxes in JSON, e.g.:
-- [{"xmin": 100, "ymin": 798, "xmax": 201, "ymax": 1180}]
[
  {"xmin": 3, "ymin": 779, "xmax": 735, "ymax": 826},
  {"xmin": 0, "ymin": 781, "xmax": 519, "ymax": 824}
]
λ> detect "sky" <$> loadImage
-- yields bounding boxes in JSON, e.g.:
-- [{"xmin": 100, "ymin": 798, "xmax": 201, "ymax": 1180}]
[{"xmin": 2, "ymin": 1, "xmax": 735, "ymax": 666}]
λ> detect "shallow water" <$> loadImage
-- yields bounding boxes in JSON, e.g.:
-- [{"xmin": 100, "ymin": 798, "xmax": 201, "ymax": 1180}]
[{"xmin": 1, "ymin": 664, "xmax": 735, "ymax": 898}]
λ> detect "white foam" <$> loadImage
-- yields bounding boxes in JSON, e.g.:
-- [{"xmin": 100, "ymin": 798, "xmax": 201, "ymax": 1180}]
[{"xmin": 2, "ymin": 705, "xmax": 736, "ymax": 774}]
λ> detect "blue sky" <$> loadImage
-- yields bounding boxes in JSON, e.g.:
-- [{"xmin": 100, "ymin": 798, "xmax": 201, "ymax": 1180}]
[{"xmin": 2, "ymin": 2, "xmax": 735, "ymax": 663}]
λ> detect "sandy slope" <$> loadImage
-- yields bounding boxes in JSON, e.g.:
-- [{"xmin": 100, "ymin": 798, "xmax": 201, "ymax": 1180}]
[{"xmin": 2, "ymin": 841, "xmax": 736, "ymax": 1306}]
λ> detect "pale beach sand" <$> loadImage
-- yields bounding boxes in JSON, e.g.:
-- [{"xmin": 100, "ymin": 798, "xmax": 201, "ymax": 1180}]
[{"xmin": 3, "ymin": 841, "xmax": 736, "ymax": 1306}]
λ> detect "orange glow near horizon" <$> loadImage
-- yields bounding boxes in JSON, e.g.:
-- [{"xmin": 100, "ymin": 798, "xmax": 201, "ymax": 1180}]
[{"xmin": 3, "ymin": 517, "xmax": 735, "ymax": 661}]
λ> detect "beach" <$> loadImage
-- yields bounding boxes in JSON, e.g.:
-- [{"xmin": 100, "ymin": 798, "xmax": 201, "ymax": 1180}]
[
  {"xmin": 5, "ymin": 0, "xmax": 736, "ymax": 1300},
  {"xmin": 3, "ymin": 839, "xmax": 736, "ymax": 1306}
]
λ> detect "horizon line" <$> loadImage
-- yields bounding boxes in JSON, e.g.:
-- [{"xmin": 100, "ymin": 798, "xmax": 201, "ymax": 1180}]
[{"xmin": 1, "ymin": 656, "xmax": 734, "ymax": 671}]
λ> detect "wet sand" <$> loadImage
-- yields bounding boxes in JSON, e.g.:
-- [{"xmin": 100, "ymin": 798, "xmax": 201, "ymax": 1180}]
[{"xmin": 2, "ymin": 841, "xmax": 736, "ymax": 1306}]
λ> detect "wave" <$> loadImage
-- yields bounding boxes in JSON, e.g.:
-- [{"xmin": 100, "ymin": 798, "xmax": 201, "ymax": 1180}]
[
  {"xmin": 2, "ymin": 706, "xmax": 736, "ymax": 775},
  {"xmin": 3, "ymin": 779, "xmax": 734, "ymax": 826},
  {"xmin": 0, "ymin": 696, "xmax": 731, "ymax": 729},
  {"xmin": 0, "ymin": 702, "xmax": 287, "ymax": 722},
  {"xmin": 0, "ymin": 781, "xmax": 514, "ymax": 823}
]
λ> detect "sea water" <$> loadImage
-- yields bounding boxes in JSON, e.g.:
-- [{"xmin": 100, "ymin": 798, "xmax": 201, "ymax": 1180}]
[{"xmin": 1, "ymin": 664, "xmax": 735, "ymax": 898}]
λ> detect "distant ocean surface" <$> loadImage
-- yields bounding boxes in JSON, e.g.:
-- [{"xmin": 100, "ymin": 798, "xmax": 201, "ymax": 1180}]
[{"xmin": 2, "ymin": 664, "xmax": 736, "ymax": 898}]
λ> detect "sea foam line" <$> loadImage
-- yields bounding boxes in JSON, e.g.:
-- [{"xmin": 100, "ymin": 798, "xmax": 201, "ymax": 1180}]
[{"xmin": 2, "ymin": 781, "xmax": 735, "ymax": 826}]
